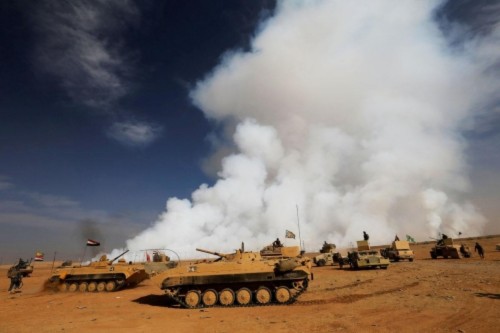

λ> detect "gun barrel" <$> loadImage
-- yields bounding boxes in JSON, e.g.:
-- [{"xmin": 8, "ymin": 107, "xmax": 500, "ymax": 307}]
[
  {"xmin": 196, "ymin": 248, "xmax": 223, "ymax": 257},
  {"xmin": 110, "ymin": 250, "xmax": 130, "ymax": 263}
]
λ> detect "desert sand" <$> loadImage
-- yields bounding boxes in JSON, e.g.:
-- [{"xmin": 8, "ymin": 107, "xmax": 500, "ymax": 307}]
[{"xmin": 1, "ymin": 236, "xmax": 499, "ymax": 333}]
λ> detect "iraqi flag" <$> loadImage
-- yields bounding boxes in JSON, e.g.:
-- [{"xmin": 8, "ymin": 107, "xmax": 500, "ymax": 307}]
[
  {"xmin": 86, "ymin": 239, "xmax": 100, "ymax": 246},
  {"xmin": 34, "ymin": 251, "xmax": 44, "ymax": 261}
]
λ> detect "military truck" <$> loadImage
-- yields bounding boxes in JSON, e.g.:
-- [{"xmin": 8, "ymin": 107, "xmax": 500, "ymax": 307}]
[
  {"xmin": 430, "ymin": 238, "xmax": 470, "ymax": 259},
  {"xmin": 380, "ymin": 241, "xmax": 414, "ymax": 262},
  {"xmin": 346, "ymin": 241, "xmax": 390, "ymax": 269},
  {"xmin": 312, "ymin": 242, "xmax": 337, "ymax": 266}
]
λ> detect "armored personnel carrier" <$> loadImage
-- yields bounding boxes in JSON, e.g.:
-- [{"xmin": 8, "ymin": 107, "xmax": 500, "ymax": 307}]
[
  {"xmin": 347, "ymin": 241, "xmax": 390, "ymax": 269},
  {"xmin": 159, "ymin": 245, "xmax": 312, "ymax": 308},
  {"xmin": 430, "ymin": 238, "xmax": 470, "ymax": 259},
  {"xmin": 8, "ymin": 258, "xmax": 34, "ymax": 277},
  {"xmin": 48, "ymin": 250, "xmax": 149, "ymax": 292}
]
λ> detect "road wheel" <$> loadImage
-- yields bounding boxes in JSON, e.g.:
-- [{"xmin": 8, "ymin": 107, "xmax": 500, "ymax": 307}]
[
  {"xmin": 275, "ymin": 287, "xmax": 291, "ymax": 304},
  {"xmin": 219, "ymin": 288, "xmax": 235, "ymax": 306},
  {"xmin": 316, "ymin": 259, "xmax": 326, "ymax": 267},
  {"xmin": 88, "ymin": 282, "xmax": 97, "ymax": 292},
  {"xmin": 68, "ymin": 283, "xmax": 78, "ymax": 292},
  {"xmin": 59, "ymin": 283, "xmax": 69, "ymax": 292},
  {"xmin": 105, "ymin": 281, "xmax": 116, "ymax": 292},
  {"xmin": 202, "ymin": 289, "xmax": 218, "ymax": 307},
  {"xmin": 255, "ymin": 287, "xmax": 272, "ymax": 305},
  {"xmin": 185, "ymin": 290, "xmax": 201, "ymax": 308},
  {"xmin": 236, "ymin": 288, "xmax": 252, "ymax": 305},
  {"xmin": 97, "ymin": 281, "xmax": 106, "ymax": 292},
  {"xmin": 78, "ymin": 282, "xmax": 88, "ymax": 292}
]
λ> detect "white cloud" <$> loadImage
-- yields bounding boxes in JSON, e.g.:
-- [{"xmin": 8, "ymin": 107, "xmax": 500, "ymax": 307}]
[
  {"xmin": 35, "ymin": 0, "xmax": 139, "ymax": 108},
  {"xmin": 107, "ymin": 121, "xmax": 163, "ymax": 147}
]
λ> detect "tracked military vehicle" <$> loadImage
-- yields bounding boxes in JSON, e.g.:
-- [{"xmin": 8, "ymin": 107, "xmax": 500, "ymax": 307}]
[
  {"xmin": 430, "ymin": 238, "xmax": 470, "ymax": 259},
  {"xmin": 159, "ymin": 245, "xmax": 312, "ymax": 308},
  {"xmin": 347, "ymin": 241, "xmax": 389, "ymax": 269},
  {"xmin": 48, "ymin": 250, "xmax": 149, "ymax": 292}
]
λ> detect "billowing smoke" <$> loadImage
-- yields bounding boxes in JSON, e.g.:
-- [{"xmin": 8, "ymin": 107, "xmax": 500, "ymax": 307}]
[{"xmin": 122, "ymin": 0, "xmax": 498, "ymax": 257}]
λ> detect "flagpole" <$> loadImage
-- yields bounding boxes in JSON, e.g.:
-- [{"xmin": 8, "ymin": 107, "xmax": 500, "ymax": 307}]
[
  {"xmin": 80, "ymin": 245, "xmax": 87, "ymax": 266},
  {"xmin": 296, "ymin": 205, "xmax": 303, "ymax": 252},
  {"xmin": 50, "ymin": 251, "xmax": 57, "ymax": 273}
]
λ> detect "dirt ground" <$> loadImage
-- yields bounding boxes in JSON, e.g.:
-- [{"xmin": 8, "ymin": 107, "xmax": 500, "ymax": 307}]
[{"xmin": 1, "ymin": 236, "xmax": 499, "ymax": 333}]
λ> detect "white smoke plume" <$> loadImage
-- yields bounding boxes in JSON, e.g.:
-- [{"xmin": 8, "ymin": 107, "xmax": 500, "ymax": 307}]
[{"xmin": 122, "ymin": 0, "xmax": 498, "ymax": 258}]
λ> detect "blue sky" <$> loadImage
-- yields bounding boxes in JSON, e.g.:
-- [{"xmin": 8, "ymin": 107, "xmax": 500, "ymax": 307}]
[{"xmin": 1, "ymin": 0, "xmax": 498, "ymax": 262}]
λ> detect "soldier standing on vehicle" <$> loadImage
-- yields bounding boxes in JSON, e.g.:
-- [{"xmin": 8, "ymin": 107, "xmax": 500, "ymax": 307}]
[
  {"xmin": 363, "ymin": 231, "xmax": 369, "ymax": 241},
  {"xmin": 474, "ymin": 242, "xmax": 485, "ymax": 259},
  {"xmin": 395, "ymin": 235, "xmax": 400, "ymax": 241},
  {"xmin": 273, "ymin": 238, "xmax": 282, "ymax": 248}
]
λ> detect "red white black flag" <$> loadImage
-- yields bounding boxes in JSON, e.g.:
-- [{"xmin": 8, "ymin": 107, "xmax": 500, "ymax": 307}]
[
  {"xmin": 86, "ymin": 239, "xmax": 100, "ymax": 246},
  {"xmin": 34, "ymin": 251, "xmax": 44, "ymax": 261}
]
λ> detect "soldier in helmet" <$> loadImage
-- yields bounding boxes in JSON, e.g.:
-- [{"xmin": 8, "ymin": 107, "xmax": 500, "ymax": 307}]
[{"xmin": 363, "ymin": 231, "xmax": 369, "ymax": 241}]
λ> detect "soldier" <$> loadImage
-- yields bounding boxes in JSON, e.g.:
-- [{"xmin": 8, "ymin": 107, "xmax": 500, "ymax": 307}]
[
  {"xmin": 437, "ymin": 234, "xmax": 448, "ymax": 246},
  {"xmin": 363, "ymin": 231, "xmax": 369, "ymax": 241},
  {"xmin": 474, "ymin": 242, "xmax": 484, "ymax": 259},
  {"xmin": 395, "ymin": 235, "xmax": 400, "ymax": 241},
  {"xmin": 8, "ymin": 270, "xmax": 22, "ymax": 294},
  {"xmin": 273, "ymin": 238, "xmax": 282, "ymax": 248}
]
